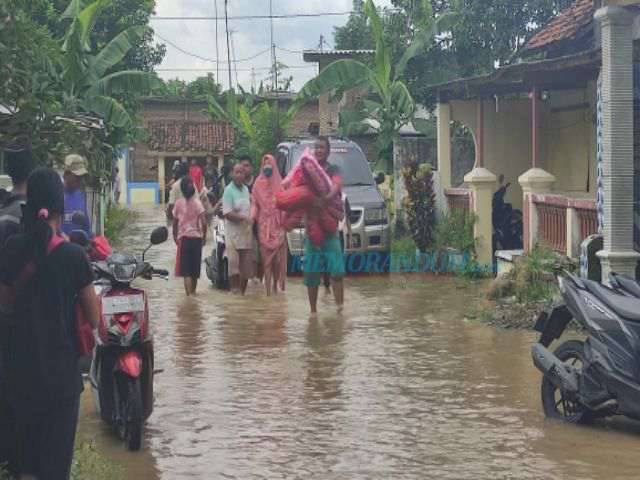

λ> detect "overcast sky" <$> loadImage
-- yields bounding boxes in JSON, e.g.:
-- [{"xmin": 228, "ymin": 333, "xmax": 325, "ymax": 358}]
[{"xmin": 152, "ymin": 0, "xmax": 392, "ymax": 91}]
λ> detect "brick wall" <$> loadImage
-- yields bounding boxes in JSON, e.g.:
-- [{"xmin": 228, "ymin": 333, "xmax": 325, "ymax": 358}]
[{"xmin": 287, "ymin": 102, "xmax": 319, "ymax": 138}]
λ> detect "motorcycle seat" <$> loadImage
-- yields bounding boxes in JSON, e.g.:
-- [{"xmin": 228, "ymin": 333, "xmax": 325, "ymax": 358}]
[{"xmin": 585, "ymin": 281, "xmax": 640, "ymax": 322}]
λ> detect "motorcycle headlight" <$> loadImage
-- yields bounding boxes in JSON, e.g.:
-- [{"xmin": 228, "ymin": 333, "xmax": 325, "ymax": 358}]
[
  {"xmin": 364, "ymin": 207, "xmax": 388, "ymax": 226},
  {"xmin": 110, "ymin": 263, "xmax": 137, "ymax": 282}
]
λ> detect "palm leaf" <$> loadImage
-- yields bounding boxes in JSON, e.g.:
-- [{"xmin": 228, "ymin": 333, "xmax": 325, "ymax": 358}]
[
  {"xmin": 86, "ymin": 70, "xmax": 161, "ymax": 97},
  {"xmin": 364, "ymin": 0, "xmax": 391, "ymax": 86},
  {"xmin": 390, "ymin": 82, "xmax": 415, "ymax": 119},
  {"xmin": 89, "ymin": 26, "xmax": 146, "ymax": 79},
  {"xmin": 295, "ymin": 59, "xmax": 372, "ymax": 106},
  {"xmin": 82, "ymin": 95, "xmax": 131, "ymax": 128},
  {"xmin": 61, "ymin": 0, "xmax": 90, "ymax": 20},
  {"xmin": 338, "ymin": 108, "xmax": 370, "ymax": 136}
]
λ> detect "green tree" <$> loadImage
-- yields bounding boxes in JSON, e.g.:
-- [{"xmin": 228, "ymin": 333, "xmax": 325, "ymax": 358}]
[
  {"xmin": 59, "ymin": 0, "xmax": 161, "ymax": 132},
  {"xmin": 207, "ymin": 90, "xmax": 294, "ymax": 168},
  {"xmin": 297, "ymin": 0, "xmax": 450, "ymax": 172},
  {"xmin": 30, "ymin": 0, "xmax": 165, "ymax": 71},
  {"xmin": 334, "ymin": 0, "xmax": 375, "ymax": 50}
]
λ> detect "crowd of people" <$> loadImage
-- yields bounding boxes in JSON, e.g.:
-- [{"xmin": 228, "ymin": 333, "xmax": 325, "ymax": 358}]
[
  {"xmin": 0, "ymin": 142, "xmax": 100, "ymax": 480},
  {"xmin": 167, "ymin": 137, "xmax": 349, "ymax": 313},
  {"xmin": 0, "ymin": 136, "xmax": 348, "ymax": 479}
]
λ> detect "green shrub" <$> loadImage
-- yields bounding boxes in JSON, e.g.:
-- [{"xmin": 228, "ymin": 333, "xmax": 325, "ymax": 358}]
[
  {"xmin": 435, "ymin": 211, "xmax": 477, "ymax": 253},
  {"xmin": 509, "ymin": 247, "xmax": 558, "ymax": 303},
  {"xmin": 104, "ymin": 204, "xmax": 138, "ymax": 248},
  {"xmin": 391, "ymin": 235, "xmax": 417, "ymax": 258},
  {"xmin": 0, "ymin": 464, "xmax": 11, "ymax": 480},
  {"xmin": 71, "ymin": 442, "xmax": 122, "ymax": 480},
  {"xmin": 402, "ymin": 160, "xmax": 437, "ymax": 252}
]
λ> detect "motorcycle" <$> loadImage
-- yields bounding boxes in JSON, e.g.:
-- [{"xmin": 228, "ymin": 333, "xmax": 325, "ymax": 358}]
[
  {"xmin": 492, "ymin": 182, "xmax": 523, "ymax": 251},
  {"xmin": 532, "ymin": 272, "xmax": 640, "ymax": 424},
  {"xmin": 204, "ymin": 215, "xmax": 229, "ymax": 290},
  {"xmin": 88, "ymin": 225, "xmax": 169, "ymax": 450}
]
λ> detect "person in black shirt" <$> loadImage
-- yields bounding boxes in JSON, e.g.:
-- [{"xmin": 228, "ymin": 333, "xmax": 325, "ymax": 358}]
[
  {"xmin": 0, "ymin": 140, "xmax": 35, "ymax": 474},
  {"xmin": 0, "ymin": 168, "xmax": 100, "ymax": 480}
]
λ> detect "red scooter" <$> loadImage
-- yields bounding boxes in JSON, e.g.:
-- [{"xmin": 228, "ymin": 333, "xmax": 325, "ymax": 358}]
[{"xmin": 88, "ymin": 226, "xmax": 169, "ymax": 450}]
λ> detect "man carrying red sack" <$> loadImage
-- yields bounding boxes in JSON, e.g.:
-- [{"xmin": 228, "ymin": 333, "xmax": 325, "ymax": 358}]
[{"xmin": 304, "ymin": 136, "xmax": 345, "ymax": 314}]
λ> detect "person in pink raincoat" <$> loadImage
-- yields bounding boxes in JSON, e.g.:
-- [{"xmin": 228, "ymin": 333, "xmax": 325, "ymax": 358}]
[{"xmin": 251, "ymin": 154, "xmax": 287, "ymax": 296}]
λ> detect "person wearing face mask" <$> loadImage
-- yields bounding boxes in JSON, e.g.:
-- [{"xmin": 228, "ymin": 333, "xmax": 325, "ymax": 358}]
[
  {"xmin": 251, "ymin": 154, "xmax": 287, "ymax": 296},
  {"xmin": 172, "ymin": 176, "xmax": 207, "ymax": 296}
]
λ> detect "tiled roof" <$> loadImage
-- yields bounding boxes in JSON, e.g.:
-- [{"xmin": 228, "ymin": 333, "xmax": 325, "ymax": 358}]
[
  {"xmin": 525, "ymin": 0, "xmax": 594, "ymax": 52},
  {"xmin": 147, "ymin": 121, "xmax": 234, "ymax": 153}
]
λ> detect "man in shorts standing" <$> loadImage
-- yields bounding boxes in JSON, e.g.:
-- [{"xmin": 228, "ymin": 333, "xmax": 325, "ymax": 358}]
[
  {"xmin": 222, "ymin": 164, "xmax": 256, "ymax": 294},
  {"xmin": 305, "ymin": 136, "xmax": 345, "ymax": 313}
]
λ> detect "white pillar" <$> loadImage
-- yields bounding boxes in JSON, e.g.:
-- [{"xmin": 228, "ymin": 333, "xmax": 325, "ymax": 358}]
[
  {"xmin": 519, "ymin": 168, "xmax": 556, "ymax": 252},
  {"xmin": 595, "ymin": 6, "xmax": 640, "ymax": 280},
  {"xmin": 437, "ymin": 102, "xmax": 452, "ymax": 190},
  {"xmin": 464, "ymin": 167, "xmax": 497, "ymax": 266}
]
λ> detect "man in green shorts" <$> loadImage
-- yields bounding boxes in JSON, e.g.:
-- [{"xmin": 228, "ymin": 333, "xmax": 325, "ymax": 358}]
[{"xmin": 304, "ymin": 136, "xmax": 345, "ymax": 313}]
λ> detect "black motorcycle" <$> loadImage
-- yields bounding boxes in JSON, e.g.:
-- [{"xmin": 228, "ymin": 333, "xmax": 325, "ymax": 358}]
[
  {"xmin": 532, "ymin": 272, "xmax": 640, "ymax": 424},
  {"xmin": 492, "ymin": 182, "xmax": 523, "ymax": 251}
]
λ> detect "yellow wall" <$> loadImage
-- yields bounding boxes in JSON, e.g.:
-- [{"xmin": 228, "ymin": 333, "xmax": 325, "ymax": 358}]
[
  {"xmin": 449, "ymin": 86, "xmax": 597, "ymax": 208},
  {"xmin": 540, "ymin": 83, "xmax": 597, "ymax": 197},
  {"xmin": 130, "ymin": 188, "xmax": 157, "ymax": 205},
  {"xmin": 451, "ymin": 98, "xmax": 532, "ymax": 209}
]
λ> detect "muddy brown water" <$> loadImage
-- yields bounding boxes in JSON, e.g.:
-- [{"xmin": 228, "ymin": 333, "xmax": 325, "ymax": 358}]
[{"xmin": 78, "ymin": 207, "xmax": 640, "ymax": 479}]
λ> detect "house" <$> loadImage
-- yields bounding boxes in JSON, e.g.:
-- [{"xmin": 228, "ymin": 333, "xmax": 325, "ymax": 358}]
[
  {"xmin": 432, "ymin": 0, "xmax": 640, "ymax": 280},
  {"xmin": 125, "ymin": 98, "xmax": 234, "ymax": 205}
]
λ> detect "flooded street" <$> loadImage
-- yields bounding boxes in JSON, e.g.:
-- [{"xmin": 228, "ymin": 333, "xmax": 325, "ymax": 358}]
[{"xmin": 79, "ymin": 207, "xmax": 640, "ymax": 479}]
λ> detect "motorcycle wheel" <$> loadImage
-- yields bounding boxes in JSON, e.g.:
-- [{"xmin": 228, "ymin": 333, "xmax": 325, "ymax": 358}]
[
  {"xmin": 541, "ymin": 340, "xmax": 592, "ymax": 424},
  {"xmin": 119, "ymin": 377, "xmax": 144, "ymax": 451}
]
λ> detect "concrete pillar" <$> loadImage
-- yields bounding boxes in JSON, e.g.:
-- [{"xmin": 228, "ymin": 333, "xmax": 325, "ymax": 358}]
[
  {"xmin": 595, "ymin": 6, "xmax": 640, "ymax": 280},
  {"xmin": 437, "ymin": 102, "xmax": 452, "ymax": 190},
  {"xmin": 464, "ymin": 167, "xmax": 497, "ymax": 266},
  {"xmin": 566, "ymin": 207, "xmax": 581, "ymax": 259},
  {"xmin": 158, "ymin": 156, "xmax": 165, "ymax": 205},
  {"xmin": 519, "ymin": 168, "xmax": 556, "ymax": 253}
]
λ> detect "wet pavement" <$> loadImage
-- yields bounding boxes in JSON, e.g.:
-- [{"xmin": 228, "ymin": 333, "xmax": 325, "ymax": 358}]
[{"xmin": 78, "ymin": 207, "xmax": 640, "ymax": 479}]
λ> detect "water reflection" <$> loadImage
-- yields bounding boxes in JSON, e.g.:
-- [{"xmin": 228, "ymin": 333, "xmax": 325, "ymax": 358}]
[{"xmin": 76, "ymin": 208, "xmax": 640, "ymax": 480}]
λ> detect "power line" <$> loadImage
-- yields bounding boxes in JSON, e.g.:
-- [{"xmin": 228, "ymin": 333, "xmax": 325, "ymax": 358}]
[
  {"xmin": 154, "ymin": 32, "xmax": 270, "ymax": 64},
  {"xmin": 156, "ymin": 65, "xmax": 316, "ymax": 72},
  {"xmin": 275, "ymin": 45, "xmax": 306, "ymax": 54},
  {"xmin": 151, "ymin": 11, "xmax": 362, "ymax": 21}
]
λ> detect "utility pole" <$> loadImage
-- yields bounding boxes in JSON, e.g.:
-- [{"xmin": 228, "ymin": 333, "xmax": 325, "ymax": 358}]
[
  {"xmin": 224, "ymin": 0, "xmax": 232, "ymax": 91},
  {"xmin": 214, "ymin": 0, "xmax": 220, "ymax": 83},
  {"xmin": 251, "ymin": 67, "xmax": 256, "ymax": 94},
  {"xmin": 319, "ymin": 34, "xmax": 324, "ymax": 52},
  {"xmin": 269, "ymin": 0, "xmax": 277, "ymax": 91},
  {"xmin": 230, "ymin": 29, "xmax": 239, "ymax": 90}
]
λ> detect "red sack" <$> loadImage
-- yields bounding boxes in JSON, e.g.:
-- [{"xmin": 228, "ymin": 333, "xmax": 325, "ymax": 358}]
[
  {"xmin": 276, "ymin": 185, "xmax": 316, "ymax": 212},
  {"xmin": 307, "ymin": 217, "xmax": 325, "ymax": 247},
  {"xmin": 301, "ymin": 152, "xmax": 332, "ymax": 196},
  {"xmin": 319, "ymin": 209, "xmax": 338, "ymax": 234},
  {"xmin": 326, "ymin": 203, "xmax": 345, "ymax": 222},
  {"xmin": 283, "ymin": 210, "xmax": 305, "ymax": 231}
]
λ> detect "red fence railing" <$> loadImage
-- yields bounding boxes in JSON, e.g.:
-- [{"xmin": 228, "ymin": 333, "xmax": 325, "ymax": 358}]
[
  {"xmin": 532, "ymin": 194, "xmax": 597, "ymax": 255},
  {"xmin": 576, "ymin": 206, "xmax": 598, "ymax": 240},
  {"xmin": 444, "ymin": 188, "xmax": 471, "ymax": 216}
]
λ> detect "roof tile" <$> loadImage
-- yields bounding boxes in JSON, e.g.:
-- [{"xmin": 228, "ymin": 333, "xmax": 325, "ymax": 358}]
[
  {"xmin": 147, "ymin": 121, "xmax": 234, "ymax": 153},
  {"xmin": 525, "ymin": 0, "xmax": 594, "ymax": 51}
]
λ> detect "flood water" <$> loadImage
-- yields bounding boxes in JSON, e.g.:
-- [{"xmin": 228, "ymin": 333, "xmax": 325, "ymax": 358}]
[{"xmin": 78, "ymin": 207, "xmax": 640, "ymax": 479}]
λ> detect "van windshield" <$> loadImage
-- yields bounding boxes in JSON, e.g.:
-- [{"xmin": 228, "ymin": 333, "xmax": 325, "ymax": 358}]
[{"xmin": 290, "ymin": 145, "xmax": 374, "ymax": 187}]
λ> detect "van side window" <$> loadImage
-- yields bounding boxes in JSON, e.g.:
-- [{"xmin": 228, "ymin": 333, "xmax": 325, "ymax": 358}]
[{"xmin": 276, "ymin": 147, "xmax": 288, "ymax": 177}]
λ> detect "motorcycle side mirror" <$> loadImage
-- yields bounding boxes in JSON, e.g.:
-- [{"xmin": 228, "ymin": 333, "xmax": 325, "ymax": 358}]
[
  {"xmin": 150, "ymin": 226, "xmax": 169, "ymax": 245},
  {"xmin": 71, "ymin": 212, "xmax": 90, "ymax": 229},
  {"xmin": 375, "ymin": 172, "xmax": 385, "ymax": 185}
]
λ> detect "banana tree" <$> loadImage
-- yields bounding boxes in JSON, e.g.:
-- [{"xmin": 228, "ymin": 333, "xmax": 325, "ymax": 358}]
[
  {"xmin": 59, "ymin": 0, "xmax": 160, "ymax": 130},
  {"xmin": 295, "ymin": 0, "xmax": 453, "ymax": 172},
  {"xmin": 207, "ymin": 90, "xmax": 296, "ymax": 168}
]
